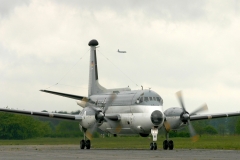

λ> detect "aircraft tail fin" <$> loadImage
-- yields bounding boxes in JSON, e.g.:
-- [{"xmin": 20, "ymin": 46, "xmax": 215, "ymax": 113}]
[
  {"xmin": 88, "ymin": 40, "xmax": 130, "ymax": 96},
  {"xmin": 88, "ymin": 40, "xmax": 107, "ymax": 96}
]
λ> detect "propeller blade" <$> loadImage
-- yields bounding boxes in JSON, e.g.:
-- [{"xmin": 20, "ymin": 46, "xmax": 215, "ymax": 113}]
[
  {"xmin": 89, "ymin": 105, "xmax": 102, "ymax": 112},
  {"xmin": 176, "ymin": 91, "xmax": 202, "ymax": 142},
  {"xmin": 115, "ymin": 124, "xmax": 122, "ymax": 134},
  {"xmin": 103, "ymin": 93, "xmax": 116, "ymax": 113},
  {"xmin": 190, "ymin": 103, "xmax": 208, "ymax": 116},
  {"xmin": 176, "ymin": 91, "xmax": 187, "ymax": 113},
  {"xmin": 164, "ymin": 121, "xmax": 171, "ymax": 132},
  {"xmin": 85, "ymin": 130, "xmax": 93, "ymax": 140},
  {"xmin": 104, "ymin": 117, "xmax": 122, "ymax": 133},
  {"xmin": 188, "ymin": 120, "xmax": 199, "ymax": 142},
  {"xmin": 85, "ymin": 122, "xmax": 98, "ymax": 140}
]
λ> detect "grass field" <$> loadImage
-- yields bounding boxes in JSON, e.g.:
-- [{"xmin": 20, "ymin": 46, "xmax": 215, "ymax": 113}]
[{"xmin": 1, "ymin": 135, "xmax": 240, "ymax": 150}]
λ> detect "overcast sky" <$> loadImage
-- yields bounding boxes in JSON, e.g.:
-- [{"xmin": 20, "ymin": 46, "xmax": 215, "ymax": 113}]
[{"xmin": 1, "ymin": 0, "xmax": 240, "ymax": 114}]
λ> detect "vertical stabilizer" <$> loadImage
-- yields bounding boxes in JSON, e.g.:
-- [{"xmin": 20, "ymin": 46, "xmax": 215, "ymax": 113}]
[{"xmin": 88, "ymin": 39, "xmax": 107, "ymax": 96}]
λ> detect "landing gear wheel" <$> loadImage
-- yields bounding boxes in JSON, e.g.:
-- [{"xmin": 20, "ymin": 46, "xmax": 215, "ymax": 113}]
[
  {"xmin": 150, "ymin": 142, "xmax": 154, "ymax": 150},
  {"xmin": 153, "ymin": 143, "xmax": 157, "ymax": 150},
  {"xmin": 86, "ymin": 140, "xmax": 91, "ymax": 149},
  {"xmin": 168, "ymin": 140, "xmax": 174, "ymax": 150},
  {"xmin": 150, "ymin": 142, "xmax": 157, "ymax": 150},
  {"xmin": 80, "ymin": 140, "xmax": 85, "ymax": 149},
  {"xmin": 163, "ymin": 140, "xmax": 169, "ymax": 150}
]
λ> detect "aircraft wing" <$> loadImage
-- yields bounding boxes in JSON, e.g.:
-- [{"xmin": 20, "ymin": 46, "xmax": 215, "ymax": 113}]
[
  {"xmin": 190, "ymin": 112, "xmax": 240, "ymax": 121},
  {"xmin": 40, "ymin": 90, "xmax": 86, "ymax": 101},
  {"xmin": 0, "ymin": 108, "xmax": 82, "ymax": 121}
]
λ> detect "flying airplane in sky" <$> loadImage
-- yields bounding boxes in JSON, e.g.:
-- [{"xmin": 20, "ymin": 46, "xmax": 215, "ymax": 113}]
[
  {"xmin": 117, "ymin": 49, "xmax": 126, "ymax": 53},
  {"xmin": 1, "ymin": 39, "xmax": 240, "ymax": 150}
]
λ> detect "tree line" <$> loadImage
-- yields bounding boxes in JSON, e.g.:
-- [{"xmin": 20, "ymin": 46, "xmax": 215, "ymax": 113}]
[
  {"xmin": 0, "ymin": 111, "xmax": 82, "ymax": 140},
  {"xmin": 1, "ymin": 111, "xmax": 240, "ymax": 139},
  {"xmin": 168, "ymin": 117, "xmax": 240, "ymax": 137}
]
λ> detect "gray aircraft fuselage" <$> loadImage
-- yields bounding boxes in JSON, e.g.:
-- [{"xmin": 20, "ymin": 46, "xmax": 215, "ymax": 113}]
[{"xmin": 80, "ymin": 89, "xmax": 164, "ymax": 135}]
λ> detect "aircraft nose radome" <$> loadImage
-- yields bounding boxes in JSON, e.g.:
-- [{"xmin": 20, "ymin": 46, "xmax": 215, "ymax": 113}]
[
  {"xmin": 88, "ymin": 39, "xmax": 99, "ymax": 46},
  {"xmin": 151, "ymin": 110, "xmax": 163, "ymax": 125}
]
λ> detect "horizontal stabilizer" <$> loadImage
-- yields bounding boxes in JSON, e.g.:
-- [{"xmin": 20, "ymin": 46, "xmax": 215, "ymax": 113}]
[{"xmin": 40, "ymin": 90, "xmax": 86, "ymax": 101}]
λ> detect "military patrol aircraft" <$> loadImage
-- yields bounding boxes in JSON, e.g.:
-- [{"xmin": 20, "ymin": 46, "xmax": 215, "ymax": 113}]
[
  {"xmin": 1, "ymin": 39, "xmax": 240, "ymax": 150},
  {"xmin": 117, "ymin": 49, "xmax": 126, "ymax": 53}
]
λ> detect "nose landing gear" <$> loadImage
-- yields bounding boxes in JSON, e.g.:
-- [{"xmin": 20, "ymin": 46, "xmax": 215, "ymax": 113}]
[{"xmin": 150, "ymin": 127, "xmax": 158, "ymax": 150}]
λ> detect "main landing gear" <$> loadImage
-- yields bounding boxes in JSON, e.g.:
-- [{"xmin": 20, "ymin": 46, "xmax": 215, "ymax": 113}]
[
  {"xmin": 150, "ymin": 128, "xmax": 158, "ymax": 150},
  {"xmin": 163, "ymin": 132, "xmax": 174, "ymax": 150},
  {"xmin": 80, "ymin": 133, "xmax": 91, "ymax": 149}
]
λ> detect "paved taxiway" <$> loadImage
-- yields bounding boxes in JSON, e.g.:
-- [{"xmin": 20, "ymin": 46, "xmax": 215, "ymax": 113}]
[{"xmin": 1, "ymin": 145, "xmax": 239, "ymax": 160}]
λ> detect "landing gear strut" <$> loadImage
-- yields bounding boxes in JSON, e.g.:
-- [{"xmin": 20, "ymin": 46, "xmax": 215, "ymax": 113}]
[
  {"xmin": 150, "ymin": 128, "xmax": 158, "ymax": 150},
  {"xmin": 163, "ymin": 132, "xmax": 174, "ymax": 150},
  {"xmin": 80, "ymin": 132, "xmax": 91, "ymax": 149}
]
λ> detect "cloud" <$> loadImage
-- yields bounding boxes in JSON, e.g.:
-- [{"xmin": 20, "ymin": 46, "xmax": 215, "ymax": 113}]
[
  {"xmin": 0, "ymin": 0, "xmax": 240, "ymax": 113},
  {"xmin": 0, "ymin": 0, "xmax": 30, "ymax": 17}
]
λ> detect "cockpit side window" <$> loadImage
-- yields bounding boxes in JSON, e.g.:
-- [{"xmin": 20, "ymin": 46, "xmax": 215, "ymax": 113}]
[
  {"xmin": 156, "ymin": 97, "xmax": 161, "ymax": 102},
  {"xmin": 153, "ymin": 97, "xmax": 156, "ymax": 101},
  {"xmin": 144, "ymin": 97, "xmax": 149, "ymax": 102},
  {"xmin": 149, "ymin": 97, "xmax": 153, "ymax": 101}
]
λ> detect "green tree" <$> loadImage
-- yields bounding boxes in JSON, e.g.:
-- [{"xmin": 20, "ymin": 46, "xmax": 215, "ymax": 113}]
[
  {"xmin": 203, "ymin": 125, "xmax": 218, "ymax": 135},
  {"xmin": 235, "ymin": 118, "xmax": 240, "ymax": 134},
  {"xmin": 0, "ymin": 113, "xmax": 52, "ymax": 139},
  {"xmin": 217, "ymin": 124, "xmax": 226, "ymax": 135},
  {"xmin": 192, "ymin": 120, "xmax": 209, "ymax": 136},
  {"xmin": 55, "ymin": 121, "xmax": 82, "ymax": 137},
  {"xmin": 227, "ymin": 117, "xmax": 240, "ymax": 135}
]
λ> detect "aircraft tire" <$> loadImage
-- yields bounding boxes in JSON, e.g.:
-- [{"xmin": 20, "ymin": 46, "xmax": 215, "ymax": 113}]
[
  {"xmin": 80, "ymin": 140, "xmax": 85, "ymax": 149},
  {"xmin": 86, "ymin": 140, "xmax": 91, "ymax": 149},
  {"xmin": 168, "ymin": 140, "xmax": 174, "ymax": 150},
  {"xmin": 154, "ymin": 143, "xmax": 157, "ymax": 150},
  {"xmin": 150, "ymin": 142, "xmax": 154, "ymax": 150},
  {"xmin": 163, "ymin": 140, "xmax": 169, "ymax": 150}
]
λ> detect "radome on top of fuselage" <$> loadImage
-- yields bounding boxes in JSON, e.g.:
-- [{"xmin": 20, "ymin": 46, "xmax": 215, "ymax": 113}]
[{"xmin": 89, "ymin": 89, "xmax": 163, "ymax": 106}]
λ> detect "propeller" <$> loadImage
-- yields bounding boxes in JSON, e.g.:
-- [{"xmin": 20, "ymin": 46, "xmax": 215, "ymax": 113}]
[
  {"xmin": 175, "ymin": 91, "xmax": 208, "ymax": 142},
  {"xmin": 86, "ymin": 93, "xmax": 121, "ymax": 140},
  {"xmin": 164, "ymin": 91, "xmax": 208, "ymax": 142}
]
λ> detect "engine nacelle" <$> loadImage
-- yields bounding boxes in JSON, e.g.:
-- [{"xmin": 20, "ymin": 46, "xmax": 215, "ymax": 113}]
[
  {"xmin": 139, "ymin": 133, "xmax": 149, "ymax": 137},
  {"xmin": 164, "ymin": 107, "xmax": 187, "ymax": 131}
]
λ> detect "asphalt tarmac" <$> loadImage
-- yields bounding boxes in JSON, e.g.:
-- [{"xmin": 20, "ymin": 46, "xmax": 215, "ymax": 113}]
[{"xmin": 0, "ymin": 145, "xmax": 240, "ymax": 160}]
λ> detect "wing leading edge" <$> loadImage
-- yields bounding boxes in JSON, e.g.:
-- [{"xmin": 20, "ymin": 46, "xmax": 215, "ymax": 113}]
[
  {"xmin": 0, "ymin": 108, "xmax": 82, "ymax": 121},
  {"xmin": 190, "ymin": 112, "xmax": 240, "ymax": 121}
]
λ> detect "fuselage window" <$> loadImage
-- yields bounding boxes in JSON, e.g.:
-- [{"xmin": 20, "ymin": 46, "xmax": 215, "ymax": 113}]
[
  {"xmin": 149, "ymin": 97, "xmax": 153, "ymax": 101},
  {"xmin": 144, "ymin": 97, "xmax": 149, "ymax": 102}
]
